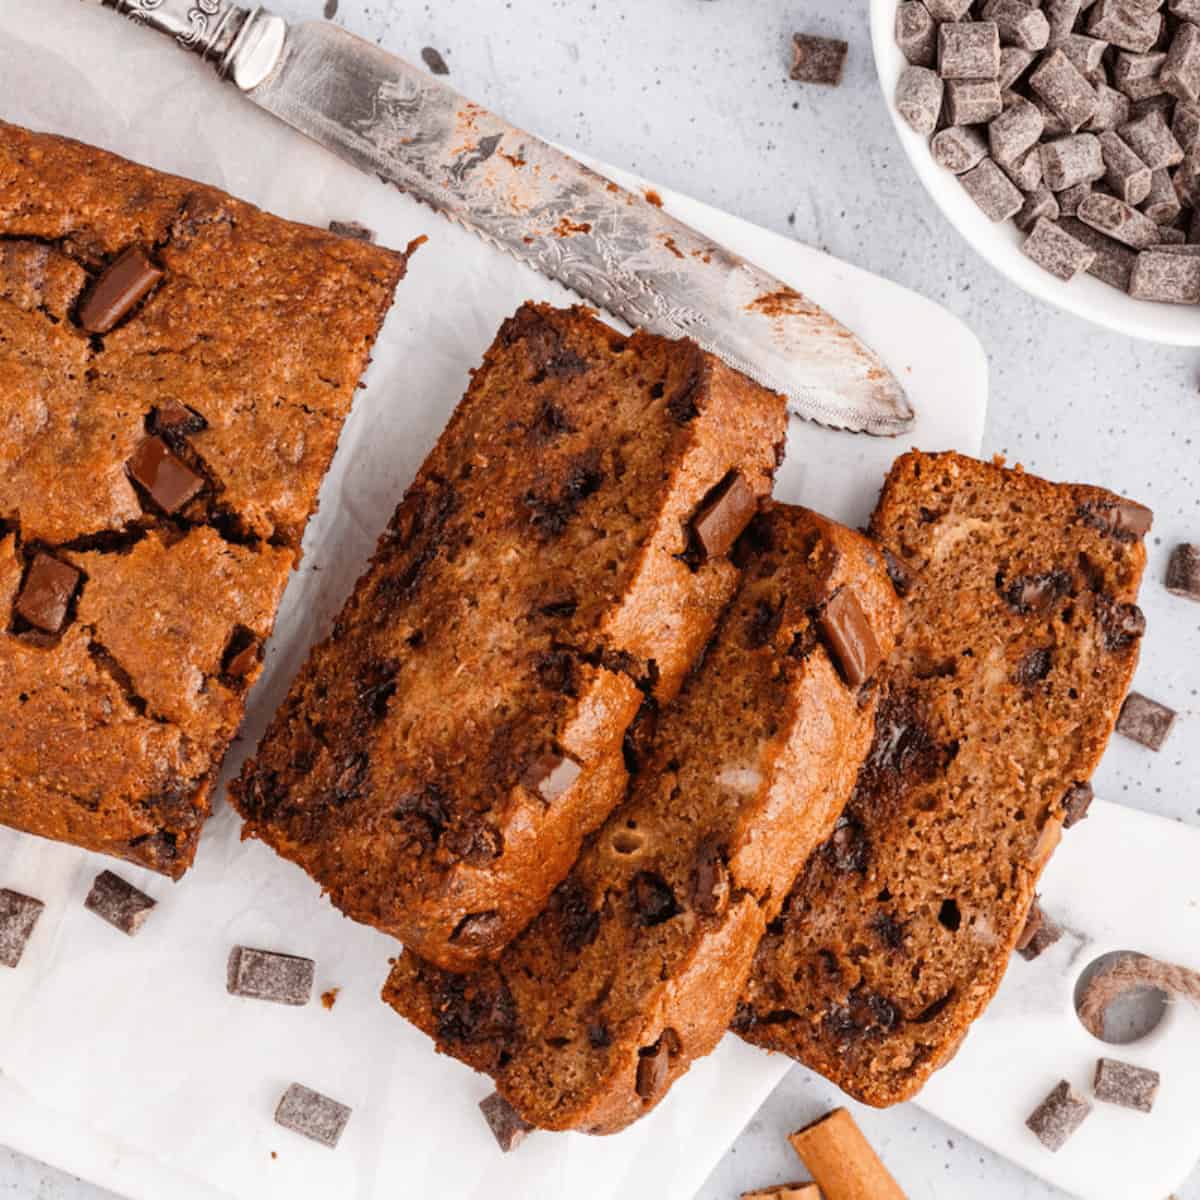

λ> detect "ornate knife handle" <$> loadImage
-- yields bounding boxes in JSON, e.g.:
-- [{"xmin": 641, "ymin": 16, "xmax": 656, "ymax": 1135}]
[{"xmin": 99, "ymin": 0, "xmax": 286, "ymax": 89}]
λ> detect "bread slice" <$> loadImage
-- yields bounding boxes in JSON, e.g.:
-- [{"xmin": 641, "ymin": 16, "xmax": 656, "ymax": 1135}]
[
  {"xmin": 232, "ymin": 304, "xmax": 786, "ymax": 971},
  {"xmin": 383, "ymin": 505, "xmax": 900, "ymax": 1133},
  {"xmin": 736, "ymin": 452, "xmax": 1150, "ymax": 1106}
]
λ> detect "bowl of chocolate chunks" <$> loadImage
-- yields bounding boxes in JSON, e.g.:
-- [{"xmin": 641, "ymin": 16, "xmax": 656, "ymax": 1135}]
[{"xmin": 871, "ymin": 0, "xmax": 1200, "ymax": 344}]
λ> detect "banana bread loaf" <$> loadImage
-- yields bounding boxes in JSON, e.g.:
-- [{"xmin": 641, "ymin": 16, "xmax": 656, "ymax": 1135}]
[
  {"xmin": 0, "ymin": 121, "xmax": 408, "ymax": 877},
  {"xmin": 232, "ymin": 303, "xmax": 787, "ymax": 971},
  {"xmin": 383, "ymin": 505, "xmax": 900, "ymax": 1133},
  {"xmin": 736, "ymin": 452, "xmax": 1150, "ymax": 1106}
]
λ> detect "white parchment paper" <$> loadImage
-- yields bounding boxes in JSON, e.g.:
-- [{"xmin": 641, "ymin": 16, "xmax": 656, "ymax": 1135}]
[{"xmin": 0, "ymin": 3, "xmax": 986, "ymax": 1198}]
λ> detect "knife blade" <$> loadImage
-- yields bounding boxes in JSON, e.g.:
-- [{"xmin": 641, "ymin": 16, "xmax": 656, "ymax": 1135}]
[{"xmin": 97, "ymin": 1, "xmax": 913, "ymax": 434}]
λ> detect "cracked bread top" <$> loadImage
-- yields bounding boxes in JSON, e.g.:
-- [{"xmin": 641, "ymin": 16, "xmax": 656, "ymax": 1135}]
[
  {"xmin": 0, "ymin": 121, "xmax": 408, "ymax": 877},
  {"xmin": 382, "ymin": 506, "xmax": 900, "ymax": 1133},
  {"xmin": 736, "ymin": 452, "xmax": 1150, "ymax": 1106},
  {"xmin": 232, "ymin": 303, "xmax": 787, "ymax": 971}
]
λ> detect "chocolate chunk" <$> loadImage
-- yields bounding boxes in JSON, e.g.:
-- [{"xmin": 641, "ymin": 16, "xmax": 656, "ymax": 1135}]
[
  {"xmin": 828, "ymin": 813, "xmax": 869, "ymax": 872},
  {"xmin": 328, "ymin": 220, "xmax": 376, "ymax": 242},
  {"xmin": 450, "ymin": 910, "xmax": 503, "ymax": 950},
  {"xmin": 1001, "ymin": 568, "xmax": 1071, "ymax": 614},
  {"xmin": 0, "ymin": 888, "xmax": 44, "ymax": 968},
  {"xmin": 14, "ymin": 553, "xmax": 81, "ymax": 634},
  {"xmin": 690, "ymin": 839, "xmax": 731, "ymax": 917},
  {"xmin": 1094, "ymin": 1057, "xmax": 1160, "ymax": 1113},
  {"xmin": 127, "ymin": 437, "xmax": 205, "ymax": 514},
  {"xmin": 791, "ymin": 34, "xmax": 849, "ymax": 86},
  {"xmin": 1116, "ymin": 691, "xmax": 1176, "ymax": 750},
  {"xmin": 84, "ymin": 870, "xmax": 156, "ymax": 936},
  {"xmin": 631, "ymin": 871, "xmax": 680, "ymax": 926},
  {"xmin": 1016, "ymin": 899, "xmax": 1063, "ymax": 960},
  {"xmin": 274, "ymin": 1083, "xmax": 352, "ymax": 1149},
  {"xmin": 1095, "ymin": 594, "xmax": 1146, "ymax": 651},
  {"xmin": 421, "ymin": 46, "xmax": 449, "ymax": 75},
  {"xmin": 818, "ymin": 589, "xmax": 883, "ymax": 689},
  {"xmin": 226, "ymin": 946, "xmax": 315, "ymax": 1005},
  {"xmin": 1079, "ymin": 497, "xmax": 1154, "ymax": 539},
  {"xmin": 635, "ymin": 1032, "xmax": 675, "ymax": 1101},
  {"xmin": 1015, "ymin": 646, "xmax": 1053, "ymax": 686},
  {"xmin": 221, "ymin": 627, "xmax": 262, "ymax": 681},
  {"xmin": 77, "ymin": 245, "xmax": 163, "ymax": 334},
  {"xmin": 153, "ymin": 399, "xmax": 207, "ymax": 437},
  {"xmin": 1166, "ymin": 544, "xmax": 1200, "ymax": 601},
  {"xmin": 479, "ymin": 1091, "xmax": 534, "ymax": 1152},
  {"xmin": 520, "ymin": 753, "xmax": 581, "ymax": 802},
  {"xmin": 1062, "ymin": 781, "xmax": 1094, "ymax": 828},
  {"xmin": 1026, "ymin": 1080, "xmax": 1092, "ymax": 1151},
  {"xmin": 882, "ymin": 548, "xmax": 915, "ymax": 597},
  {"xmin": 691, "ymin": 472, "xmax": 757, "ymax": 561}
]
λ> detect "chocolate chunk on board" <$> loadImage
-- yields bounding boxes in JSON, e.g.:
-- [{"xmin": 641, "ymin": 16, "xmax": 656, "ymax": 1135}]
[
  {"xmin": 227, "ymin": 946, "xmax": 315, "ymax": 1006},
  {"xmin": 274, "ymin": 1083, "xmax": 352, "ymax": 1149},
  {"xmin": 127, "ymin": 436, "xmax": 205, "ymax": 514},
  {"xmin": 14, "ymin": 553, "xmax": 81, "ymax": 634},
  {"xmin": 1094, "ymin": 1057, "xmax": 1160, "ymax": 1113},
  {"xmin": 84, "ymin": 870, "xmax": 156, "ymax": 936},
  {"xmin": 479, "ymin": 1091, "xmax": 534, "ymax": 1152},
  {"xmin": 1166, "ymin": 544, "xmax": 1200, "ymax": 601},
  {"xmin": 420, "ymin": 46, "xmax": 449, "ymax": 75},
  {"xmin": 791, "ymin": 34, "xmax": 849, "ymax": 86},
  {"xmin": 76, "ymin": 245, "xmax": 163, "ymax": 334},
  {"xmin": 0, "ymin": 888, "xmax": 44, "ymax": 968},
  {"xmin": 1062, "ymin": 781, "xmax": 1094, "ymax": 828},
  {"xmin": 1026, "ymin": 1080, "xmax": 1092, "ymax": 1151},
  {"xmin": 1116, "ymin": 691, "xmax": 1177, "ymax": 750}
]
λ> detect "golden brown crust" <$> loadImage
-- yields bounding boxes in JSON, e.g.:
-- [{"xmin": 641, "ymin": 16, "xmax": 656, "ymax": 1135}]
[
  {"xmin": 737, "ymin": 452, "xmax": 1149, "ymax": 1106},
  {"xmin": 232, "ymin": 303, "xmax": 788, "ymax": 970},
  {"xmin": 0, "ymin": 121, "xmax": 408, "ymax": 876},
  {"xmin": 382, "ymin": 506, "xmax": 901, "ymax": 1133}
]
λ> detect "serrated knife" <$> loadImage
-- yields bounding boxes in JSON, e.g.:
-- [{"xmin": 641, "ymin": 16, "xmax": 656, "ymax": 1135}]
[{"xmin": 92, "ymin": 0, "xmax": 913, "ymax": 434}]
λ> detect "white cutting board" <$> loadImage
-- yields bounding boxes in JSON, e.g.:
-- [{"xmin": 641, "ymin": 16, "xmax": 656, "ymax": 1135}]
[{"xmin": 0, "ymin": 4, "xmax": 987, "ymax": 1200}]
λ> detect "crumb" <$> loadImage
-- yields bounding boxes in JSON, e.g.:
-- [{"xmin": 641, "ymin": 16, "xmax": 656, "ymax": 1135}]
[
  {"xmin": 321, "ymin": 987, "xmax": 341, "ymax": 1010},
  {"xmin": 644, "ymin": 189, "xmax": 664, "ymax": 208}
]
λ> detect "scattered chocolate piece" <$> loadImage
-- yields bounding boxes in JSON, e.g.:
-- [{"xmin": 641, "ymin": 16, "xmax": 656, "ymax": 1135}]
[
  {"xmin": 76, "ymin": 245, "xmax": 163, "ymax": 334},
  {"xmin": 1166, "ymin": 543, "xmax": 1200, "ymax": 601},
  {"xmin": 328, "ymin": 220, "xmax": 376, "ymax": 242},
  {"xmin": 320, "ymin": 987, "xmax": 340, "ymax": 1011},
  {"xmin": 274, "ymin": 1083, "xmax": 352, "ymax": 1149},
  {"xmin": 153, "ymin": 398, "xmax": 207, "ymax": 437},
  {"xmin": 1094, "ymin": 1057, "xmax": 1160, "ymax": 1112},
  {"xmin": 127, "ymin": 436, "xmax": 205, "ymax": 514},
  {"xmin": 691, "ymin": 472, "xmax": 758, "ymax": 561},
  {"xmin": 227, "ymin": 946, "xmax": 315, "ymax": 1006},
  {"xmin": 1061, "ymin": 781, "xmax": 1094, "ymax": 828},
  {"xmin": 1016, "ymin": 899, "xmax": 1063, "ymax": 960},
  {"xmin": 0, "ymin": 888, "xmax": 44, "ymax": 968},
  {"xmin": 521, "ymin": 753, "xmax": 581, "ymax": 802},
  {"xmin": 84, "ymin": 870, "xmax": 156, "ymax": 936},
  {"xmin": 818, "ymin": 589, "xmax": 883, "ymax": 689},
  {"xmin": 14, "ymin": 553, "xmax": 81, "ymax": 634},
  {"xmin": 1026, "ymin": 1079, "xmax": 1092, "ymax": 1151},
  {"xmin": 1116, "ymin": 691, "xmax": 1176, "ymax": 750},
  {"xmin": 420, "ymin": 46, "xmax": 449, "ymax": 76},
  {"xmin": 479, "ymin": 1091, "xmax": 534, "ymax": 1152},
  {"xmin": 791, "ymin": 34, "xmax": 849, "ymax": 86}
]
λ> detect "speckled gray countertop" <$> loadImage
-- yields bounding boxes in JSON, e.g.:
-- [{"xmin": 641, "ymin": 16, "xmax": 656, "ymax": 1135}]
[{"xmin": 3, "ymin": 1, "xmax": 1198, "ymax": 1197}]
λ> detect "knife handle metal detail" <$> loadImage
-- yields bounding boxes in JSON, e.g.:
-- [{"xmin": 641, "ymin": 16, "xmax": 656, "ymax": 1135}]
[{"xmin": 100, "ymin": 0, "xmax": 286, "ymax": 88}]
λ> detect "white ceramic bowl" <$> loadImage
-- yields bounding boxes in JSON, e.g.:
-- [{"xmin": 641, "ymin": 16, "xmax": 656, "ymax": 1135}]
[{"xmin": 869, "ymin": 0, "xmax": 1200, "ymax": 345}]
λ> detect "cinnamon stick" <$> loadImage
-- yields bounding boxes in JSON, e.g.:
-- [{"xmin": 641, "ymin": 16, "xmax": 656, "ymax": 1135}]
[{"xmin": 788, "ymin": 1108, "xmax": 906, "ymax": 1200}]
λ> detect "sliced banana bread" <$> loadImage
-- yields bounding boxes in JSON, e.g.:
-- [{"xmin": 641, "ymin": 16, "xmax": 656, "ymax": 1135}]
[
  {"xmin": 736, "ymin": 452, "xmax": 1150, "ymax": 1106},
  {"xmin": 383, "ymin": 505, "xmax": 900, "ymax": 1133},
  {"xmin": 232, "ymin": 304, "xmax": 787, "ymax": 971}
]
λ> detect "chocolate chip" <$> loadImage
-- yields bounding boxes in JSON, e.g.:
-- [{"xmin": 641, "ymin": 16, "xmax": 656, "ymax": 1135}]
[
  {"xmin": 791, "ymin": 33, "xmax": 849, "ymax": 85},
  {"xmin": 14, "ymin": 553, "xmax": 81, "ymax": 634},
  {"xmin": 226, "ymin": 946, "xmax": 315, "ymax": 1005},
  {"xmin": 1000, "ymin": 568, "xmax": 1071, "ymax": 614},
  {"xmin": 421, "ymin": 46, "xmax": 450, "ymax": 75},
  {"xmin": 882, "ymin": 548, "xmax": 915, "ymax": 597},
  {"xmin": 127, "ymin": 436, "xmax": 205, "ymax": 514},
  {"xmin": 274, "ymin": 1083, "xmax": 352, "ymax": 1149},
  {"xmin": 818, "ymin": 589, "xmax": 883, "ymax": 689},
  {"xmin": 1166, "ymin": 544, "xmax": 1200, "ymax": 602},
  {"xmin": 1078, "ymin": 498, "xmax": 1154, "ymax": 540},
  {"xmin": 555, "ymin": 878, "xmax": 600, "ymax": 951},
  {"xmin": 449, "ymin": 910, "xmax": 502, "ymax": 950},
  {"xmin": 1015, "ymin": 899, "xmax": 1062, "ymax": 960},
  {"xmin": 328, "ymin": 219, "xmax": 376, "ymax": 242},
  {"xmin": 1015, "ymin": 646, "xmax": 1053, "ymax": 685},
  {"xmin": 520, "ymin": 753, "xmax": 581, "ymax": 802},
  {"xmin": 635, "ymin": 1032, "xmax": 676, "ymax": 1101},
  {"xmin": 221, "ymin": 626, "xmax": 262, "ymax": 681},
  {"xmin": 1095, "ymin": 594, "xmax": 1146, "ymax": 651},
  {"xmin": 77, "ymin": 245, "xmax": 163, "ymax": 334},
  {"xmin": 690, "ymin": 840, "xmax": 731, "ymax": 917},
  {"xmin": 84, "ymin": 870, "xmax": 156, "ymax": 936},
  {"xmin": 1026, "ymin": 1080, "xmax": 1092, "ymax": 1151},
  {"xmin": 630, "ymin": 871, "xmax": 680, "ymax": 926},
  {"xmin": 152, "ymin": 399, "xmax": 207, "ymax": 437},
  {"xmin": 0, "ymin": 889, "xmax": 44, "ymax": 968},
  {"xmin": 827, "ymin": 813, "xmax": 868, "ymax": 872},
  {"xmin": 479, "ymin": 1092, "xmax": 533, "ymax": 1152},
  {"xmin": 1061, "ymin": 781, "xmax": 1094, "ymax": 828},
  {"xmin": 1093, "ymin": 1057, "xmax": 1160, "ymax": 1113},
  {"xmin": 1116, "ymin": 691, "xmax": 1176, "ymax": 751},
  {"xmin": 690, "ymin": 472, "xmax": 758, "ymax": 561}
]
